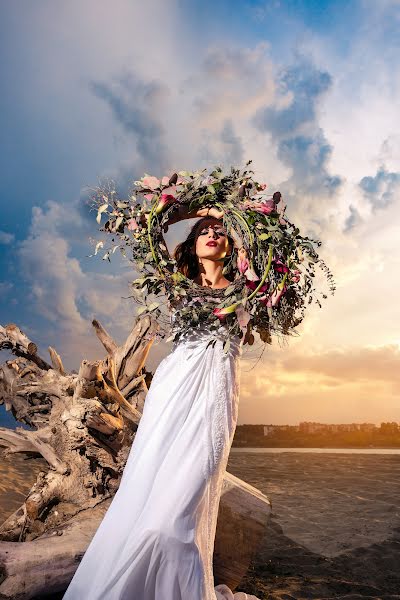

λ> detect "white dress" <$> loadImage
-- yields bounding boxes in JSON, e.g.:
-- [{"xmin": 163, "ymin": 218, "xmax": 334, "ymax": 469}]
[{"xmin": 63, "ymin": 302, "xmax": 260, "ymax": 600}]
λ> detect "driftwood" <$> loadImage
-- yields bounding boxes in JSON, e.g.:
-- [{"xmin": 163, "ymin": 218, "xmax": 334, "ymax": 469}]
[{"xmin": 0, "ymin": 319, "xmax": 271, "ymax": 598}]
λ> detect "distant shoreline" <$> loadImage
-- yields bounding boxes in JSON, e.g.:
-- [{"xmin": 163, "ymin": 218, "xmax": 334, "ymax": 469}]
[
  {"xmin": 230, "ymin": 446, "xmax": 400, "ymax": 453},
  {"xmin": 232, "ymin": 445, "xmax": 400, "ymax": 449},
  {"xmin": 233, "ymin": 424, "xmax": 400, "ymax": 449}
]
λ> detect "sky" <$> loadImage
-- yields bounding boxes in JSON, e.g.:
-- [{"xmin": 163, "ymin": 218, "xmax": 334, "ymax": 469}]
[{"xmin": 0, "ymin": 0, "xmax": 399, "ymax": 426}]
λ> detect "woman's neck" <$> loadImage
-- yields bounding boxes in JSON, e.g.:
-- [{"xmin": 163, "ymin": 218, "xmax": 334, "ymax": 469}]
[{"xmin": 192, "ymin": 258, "xmax": 230, "ymax": 289}]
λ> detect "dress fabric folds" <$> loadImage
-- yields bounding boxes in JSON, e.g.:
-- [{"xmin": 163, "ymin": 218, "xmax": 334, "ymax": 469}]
[{"xmin": 63, "ymin": 321, "xmax": 260, "ymax": 600}]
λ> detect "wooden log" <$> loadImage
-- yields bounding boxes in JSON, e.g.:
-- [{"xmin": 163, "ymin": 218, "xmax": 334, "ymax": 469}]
[
  {"xmin": 0, "ymin": 325, "xmax": 52, "ymax": 371},
  {"xmin": 0, "ymin": 428, "xmax": 38, "ymax": 455},
  {"xmin": 0, "ymin": 500, "xmax": 111, "ymax": 599},
  {"xmin": 48, "ymin": 346, "xmax": 66, "ymax": 376},
  {"xmin": 114, "ymin": 316, "xmax": 158, "ymax": 390},
  {"xmin": 0, "ymin": 472, "xmax": 271, "ymax": 599},
  {"xmin": 92, "ymin": 319, "xmax": 118, "ymax": 354}
]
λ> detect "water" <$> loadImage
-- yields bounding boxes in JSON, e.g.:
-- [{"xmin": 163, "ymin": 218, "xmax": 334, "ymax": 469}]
[{"xmin": 231, "ymin": 447, "xmax": 400, "ymax": 454}]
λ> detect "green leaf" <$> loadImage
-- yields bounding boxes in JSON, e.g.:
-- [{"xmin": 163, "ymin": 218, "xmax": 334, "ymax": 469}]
[
  {"xmin": 132, "ymin": 277, "xmax": 146, "ymax": 286},
  {"xmin": 96, "ymin": 203, "xmax": 109, "ymax": 223},
  {"xmin": 223, "ymin": 338, "xmax": 230, "ymax": 354},
  {"xmin": 137, "ymin": 306, "xmax": 148, "ymax": 315},
  {"xmin": 93, "ymin": 241, "xmax": 104, "ymax": 255},
  {"xmin": 147, "ymin": 302, "xmax": 159, "ymax": 311},
  {"xmin": 224, "ymin": 285, "xmax": 236, "ymax": 296},
  {"xmin": 258, "ymin": 233, "xmax": 271, "ymax": 241}
]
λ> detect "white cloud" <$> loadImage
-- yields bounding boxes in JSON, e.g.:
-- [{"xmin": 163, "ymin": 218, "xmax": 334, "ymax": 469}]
[
  {"xmin": 17, "ymin": 198, "xmax": 137, "ymax": 371},
  {"xmin": 7, "ymin": 0, "xmax": 400, "ymax": 422},
  {"xmin": 0, "ymin": 230, "xmax": 15, "ymax": 244}
]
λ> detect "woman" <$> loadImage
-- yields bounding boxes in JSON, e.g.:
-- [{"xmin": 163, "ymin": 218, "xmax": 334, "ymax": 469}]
[{"xmin": 63, "ymin": 204, "xmax": 260, "ymax": 600}]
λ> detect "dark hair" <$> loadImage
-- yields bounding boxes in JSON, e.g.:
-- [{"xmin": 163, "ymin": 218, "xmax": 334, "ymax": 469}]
[{"xmin": 173, "ymin": 216, "xmax": 236, "ymax": 281}]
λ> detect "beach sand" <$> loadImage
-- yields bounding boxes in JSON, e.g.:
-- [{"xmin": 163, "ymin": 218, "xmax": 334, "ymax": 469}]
[
  {"xmin": 0, "ymin": 453, "xmax": 47, "ymax": 523},
  {"xmin": 1, "ymin": 451, "xmax": 399, "ymax": 599},
  {"xmin": 229, "ymin": 451, "xmax": 400, "ymax": 599}
]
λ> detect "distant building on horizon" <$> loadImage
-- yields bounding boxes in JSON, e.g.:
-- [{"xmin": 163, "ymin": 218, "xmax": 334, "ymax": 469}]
[{"xmin": 262, "ymin": 421, "xmax": 386, "ymax": 436}]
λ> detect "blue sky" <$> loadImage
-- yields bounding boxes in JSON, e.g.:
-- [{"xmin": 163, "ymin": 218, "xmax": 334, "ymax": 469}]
[{"xmin": 1, "ymin": 0, "xmax": 399, "ymax": 426}]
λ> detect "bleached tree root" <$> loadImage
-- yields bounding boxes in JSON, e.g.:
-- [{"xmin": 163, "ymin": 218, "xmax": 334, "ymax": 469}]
[
  {"xmin": 0, "ymin": 317, "xmax": 158, "ymax": 543},
  {"xmin": 0, "ymin": 474, "xmax": 271, "ymax": 599}
]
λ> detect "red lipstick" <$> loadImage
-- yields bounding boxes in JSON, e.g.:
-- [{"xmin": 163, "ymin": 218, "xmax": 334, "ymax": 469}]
[{"xmin": 206, "ymin": 241, "xmax": 217, "ymax": 246}]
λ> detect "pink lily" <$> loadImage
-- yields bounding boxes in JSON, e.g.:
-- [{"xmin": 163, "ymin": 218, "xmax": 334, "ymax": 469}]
[
  {"xmin": 291, "ymin": 268, "xmax": 301, "ymax": 283},
  {"xmin": 213, "ymin": 303, "xmax": 238, "ymax": 321},
  {"xmin": 143, "ymin": 193, "xmax": 155, "ymax": 201},
  {"xmin": 161, "ymin": 176, "xmax": 170, "ymax": 186},
  {"xmin": 235, "ymin": 304, "xmax": 251, "ymax": 329},
  {"xmin": 155, "ymin": 193, "xmax": 177, "ymax": 214},
  {"xmin": 142, "ymin": 176, "xmax": 160, "ymax": 190},
  {"xmin": 261, "ymin": 282, "xmax": 287, "ymax": 307},
  {"xmin": 242, "ymin": 199, "xmax": 276, "ymax": 215},
  {"xmin": 273, "ymin": 259, "xmax": 289, "ymax": 273},
  {"xmin": 160, "ymin": 185, "xmax": 177, "ymax": 195},
  {"xmin": 127, "ymin": 218, "xmax": 139, "ymax": 231},
  {"xmin": 257, "ymin": 199, "xmax": 276, "ymax": 214},
  {"xmin": 237, "ymin": 247, "xmax": 250, "ymax": 274},
  {"xmin": 245, "ymin": 279, "xmax": 270, "ymax": 293},
  {"xmin": 201, "ymin": 175, "xmax": 216, "ymax": 186},
  {"xmin": 242, "ymin": 190, "xmax": 283, "ymax": 215},
  {"xmin": 244, "ymin": 266, "xmax": 259, "ymax": 281}
]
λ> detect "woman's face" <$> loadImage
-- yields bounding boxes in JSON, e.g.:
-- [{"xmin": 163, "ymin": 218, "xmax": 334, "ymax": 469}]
[{"xmin": 194, "ymin": 217, "xmax": 231, "ymax": 261}]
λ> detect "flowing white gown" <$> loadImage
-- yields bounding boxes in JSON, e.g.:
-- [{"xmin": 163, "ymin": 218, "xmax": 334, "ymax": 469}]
[{"xmin": 63, "ymin": 313, "xmax": 261, "ymax": 599}]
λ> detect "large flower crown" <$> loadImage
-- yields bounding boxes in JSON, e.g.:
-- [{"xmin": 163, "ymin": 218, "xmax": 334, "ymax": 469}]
[{"xmin": 88, "ymin": 160, "xmax": 335, "ymax": 351}]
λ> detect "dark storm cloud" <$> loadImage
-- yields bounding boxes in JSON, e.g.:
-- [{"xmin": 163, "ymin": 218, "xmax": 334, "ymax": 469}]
[
  {"xmin": 359, "ymin": 166, "xmax": 400, "ymax": 211},
  {"xmin": 90, "ymin": 72, "xmax": 170, "ymax": 169},
  {"xmin": 256, "ymin": 60, "xmax": 332, "ymax": 137},
  {"xmin": 252, "ymin": 57, "xmax": 342, "ymax": 197},
  {"xmin": 343, "ymin": 204, "xmax": 362, "ymax": 233},
  {"xmin": 277, "ymin": 130, "xmax": 342, "ymax": 194},
  {"xmin": 220, "ymin": 119, "xmax": 244, "ymax": 166}
]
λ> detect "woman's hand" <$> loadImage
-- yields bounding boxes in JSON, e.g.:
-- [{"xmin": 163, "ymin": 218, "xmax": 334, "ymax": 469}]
[
  {"xmin": 195, "ymin": 206, "xmax": 224, "ymax": 219},
  {"xmin": 162, "ymin": 205, "xmax": 224, "ymax": 233}
]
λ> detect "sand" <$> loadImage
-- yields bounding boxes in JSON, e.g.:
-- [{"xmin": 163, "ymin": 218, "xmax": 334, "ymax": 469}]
[
  {"xmin": 1, "ymin": 451, "xmax": 400, "ymax": 599},
  {"xmin": 228, "ymin": 451, "xmax": 400, "ymax": 599},
  {"xmin": 0, "ymin": 453, "xmax": 47, "ymax": 523}
]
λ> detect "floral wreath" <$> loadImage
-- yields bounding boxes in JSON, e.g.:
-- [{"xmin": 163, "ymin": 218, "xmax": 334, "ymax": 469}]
[{"xmin": 88, "ymin": 160, "xmax": 335, "ymax": 351}]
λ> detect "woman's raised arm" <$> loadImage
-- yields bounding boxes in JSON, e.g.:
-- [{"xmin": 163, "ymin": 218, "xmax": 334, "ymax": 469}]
[{"xmin": 162, "ymin": 205, "xmax": 224, "ymax": 233}]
